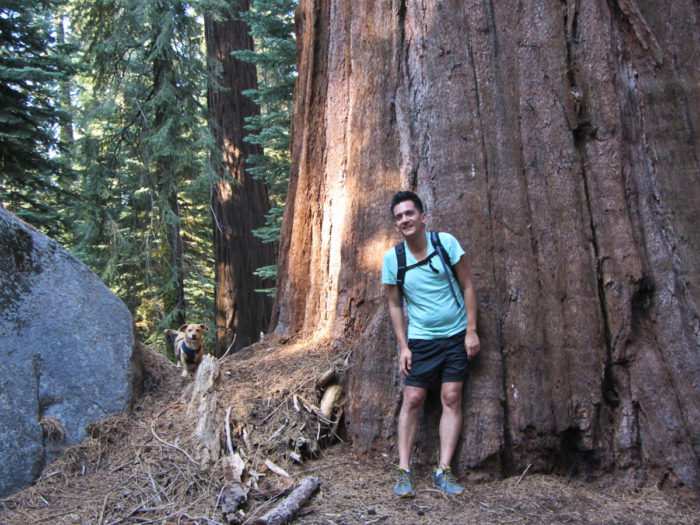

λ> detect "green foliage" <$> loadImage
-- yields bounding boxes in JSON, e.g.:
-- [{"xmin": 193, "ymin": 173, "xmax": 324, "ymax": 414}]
[
  {"xmin": 0, "ymin": 0, "xmax": 296, "ymax": 344},
  {"xmin": 234, "ymin": 0, "xmax": 296, "ymax": 294},
  {"xmin": 253, "ymin": 264, "xmax": 278, "ymax": 296},
  {"xmin": 71, "ymin": 0, "xmax": 219, "ymax": 343},
  {"xmin": 0, "ymin": 0, "xmax": 78, "ymax": 236}
]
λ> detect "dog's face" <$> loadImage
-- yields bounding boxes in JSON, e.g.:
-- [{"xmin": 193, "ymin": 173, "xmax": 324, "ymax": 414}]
[{"xmin": 178, "ymin": 324, "xmax": 209, "ymax": 348}]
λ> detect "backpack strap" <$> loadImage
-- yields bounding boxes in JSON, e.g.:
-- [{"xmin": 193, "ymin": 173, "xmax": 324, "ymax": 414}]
[
  {"xmin": 430, "ymin": 231, "xmax": 462, "ymax": 307},
  {"xmin": 395, "ymin": 242, "xmax": 407, "ymax": 307},
  {"xmin": 395, "ymin": 234, "xmax": 462, "ymax": 308}
]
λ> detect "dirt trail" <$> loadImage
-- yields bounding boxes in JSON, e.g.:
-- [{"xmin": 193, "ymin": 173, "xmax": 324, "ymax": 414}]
[{"xmin": 1, "ymin": 340, "xmax": 696, "ymax": 524}]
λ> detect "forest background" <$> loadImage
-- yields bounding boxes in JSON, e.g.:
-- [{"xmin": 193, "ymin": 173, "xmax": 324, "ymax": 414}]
[
  {"xmin": 3, "ymin": 0, "xmax": 700, "ymax": 497},
  {"xmin": 1, "ymin": 0, "xmax": 294, "ymax": 351}
]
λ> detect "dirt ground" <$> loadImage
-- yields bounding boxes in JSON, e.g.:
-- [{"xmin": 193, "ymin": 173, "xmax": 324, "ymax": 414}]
[{"xmin": 2, "ymin": 339, "xmax": 697, "ymax": 525}]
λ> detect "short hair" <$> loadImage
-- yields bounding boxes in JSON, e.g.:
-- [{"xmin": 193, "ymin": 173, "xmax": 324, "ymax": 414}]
[{"xmin": 390, "ymin": 191, "xmax": 424, "ymax": 216}]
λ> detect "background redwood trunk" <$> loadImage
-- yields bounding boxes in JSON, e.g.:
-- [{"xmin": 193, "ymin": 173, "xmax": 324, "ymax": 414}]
[
  {"xmin": 273, "ymin": 0, "xmax": 699, "ymax": 487},
  {"xmin": 206, "ymin": 1, "xmax": 274, "ymax": 353}
]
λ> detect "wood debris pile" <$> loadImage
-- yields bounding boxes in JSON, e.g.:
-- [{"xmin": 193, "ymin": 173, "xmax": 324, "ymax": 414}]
[
  {"xmin": 0, "ymin": 338, "xmax": 347, "ymax": 524},
  {"xmin": 224, "ymin": 363, "xmax": 346, "ymax": 471},
  {"xmin": 190, "ymin": 343, "xmax": 348, "ymax": 524}
]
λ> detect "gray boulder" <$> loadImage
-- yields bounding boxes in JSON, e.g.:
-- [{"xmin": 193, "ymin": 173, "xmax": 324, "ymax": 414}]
[{"xmin": 0, "ymin": 209, "xmax": 136, "ymax": 497}]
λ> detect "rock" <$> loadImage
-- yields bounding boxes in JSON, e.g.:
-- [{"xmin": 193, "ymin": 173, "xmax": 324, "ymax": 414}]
[{"xmin": 0, "ymin": 209, "xmax": 136, "ymax": 497}]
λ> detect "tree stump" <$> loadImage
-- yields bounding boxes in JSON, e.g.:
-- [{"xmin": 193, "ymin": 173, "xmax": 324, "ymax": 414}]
[{"xmin": 186, "ymin": 355, "xmax": 221, "ymax": 465}]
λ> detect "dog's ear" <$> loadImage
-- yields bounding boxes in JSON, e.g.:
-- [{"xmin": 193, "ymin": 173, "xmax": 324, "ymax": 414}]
[
  {"xmin": 201, "ymin": 324, "xmax": 210, "ymax": 332},
  {"xmin": 178, "ymin": 324, "xmax": 189, "ymax": 332}
]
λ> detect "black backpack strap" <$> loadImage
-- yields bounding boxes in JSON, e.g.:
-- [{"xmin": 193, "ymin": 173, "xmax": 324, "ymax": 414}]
[
  {"xmin": 431, "ymin": 231, "xmax": 462, "ymax": 307},
  {"xmin": 395, "ymin": 242, "xmax": 407, "ymax": 306}
]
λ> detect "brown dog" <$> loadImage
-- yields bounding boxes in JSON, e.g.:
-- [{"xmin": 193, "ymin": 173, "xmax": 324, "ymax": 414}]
[{"xmin": 164, "ymin": 324, "xmax": 209, "ymax": 377}]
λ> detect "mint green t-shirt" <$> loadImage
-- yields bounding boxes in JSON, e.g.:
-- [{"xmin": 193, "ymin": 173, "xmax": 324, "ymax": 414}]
[{"xmin": 382, "ymin": 232, "xmax": 466, "ymax": 340}]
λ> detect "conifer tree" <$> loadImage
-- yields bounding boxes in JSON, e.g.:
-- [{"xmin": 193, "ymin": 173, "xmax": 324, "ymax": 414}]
[
  {"xmin": 72, "ymin": 0, "xmax": 216, "ymax": 342},
  {"xmin": 0, "ymin": 0, "xmax": 77, "ymax": 235},
  {"xmin": 233, "ymin": 0, "xmax": 296, "ymax": 294}
]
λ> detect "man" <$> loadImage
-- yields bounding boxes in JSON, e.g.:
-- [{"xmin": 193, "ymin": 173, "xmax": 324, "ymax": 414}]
[{"xmin": 382, "ymin": 191, "xmax": 480, "ymax": 498}]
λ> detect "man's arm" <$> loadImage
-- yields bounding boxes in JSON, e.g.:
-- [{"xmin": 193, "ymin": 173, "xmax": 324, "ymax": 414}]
[
  {"xmin": 453, "ymin": 254, "xmax": 480, "ymax": 360},
  {"xmin": 385, "ymin": 283, "xmax": 412, "ymax": 377}
]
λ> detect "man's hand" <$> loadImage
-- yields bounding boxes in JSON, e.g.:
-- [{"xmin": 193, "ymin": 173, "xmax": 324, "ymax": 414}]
[
  {"xmin": 399, "ymin": 347, "xmax": 412, "ymax": 378},
  {"xmin": 465, "ymin": 331, "xmax": 480, "ymax": 360}
]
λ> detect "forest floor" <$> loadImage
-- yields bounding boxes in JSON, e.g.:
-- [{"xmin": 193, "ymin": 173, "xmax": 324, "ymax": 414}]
[{"xmin": 1, "ymin": 338, "xmax": 697, "ymax": 525}]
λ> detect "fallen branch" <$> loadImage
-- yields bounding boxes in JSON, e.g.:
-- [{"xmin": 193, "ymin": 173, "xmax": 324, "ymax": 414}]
[
  {"xmin": 226, "ymin": 407, "xmax": 235, "ymax": 461},
  {"xmin": 516, "ymin": 463, "xmax": 532, "ymax": 485},
  {"xmin": 150, "ymin": 422, "xmax": 200, "ymax": 467},
  {"xmin": 182, "ymin": 514, "xmax": 226, "ymax": 525},
  {"xmin": 222, "ymin": 406, "xmax": 248, "ymax": 524},
  {"xmin": 224, "ymin": 408, "xmax": 245, "ymax": 480},
  {"xmin": 97, "ymin": 494, "xmax": 109, "ymax": 525},
  {"xmin": 220, "ymin": 333, "xmax": 238, "ymax": 360},
  {"xmin": 265, "ymin": 459, "xmax": 290, "ymax": 478},
  {"xmin": 269, "ymin": 423, "xmax": 287, "ymax": 441},
  {"xmin": 28, "ymin": 509, "xmax": 75, "ymax": 524},
  {"xmin": 252, "ymin": 477, "xmax": 319, "ymax": 525},
  {"xmin": 291, "ymin": 460, "xmax": 358, "ymax": 477},
  {"xmin": 242, "ymin": 426, "xmax": 252, "ymax": 453},
  {"xmin": 315, "ymin": 369, "xmax": 336, "ymax": 390}
]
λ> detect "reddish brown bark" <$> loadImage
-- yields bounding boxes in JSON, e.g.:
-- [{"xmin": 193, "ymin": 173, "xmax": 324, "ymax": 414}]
[
  {"xmin": 206, "ymin": 1, "xmax": 273, "ymax": 353},
  {"xmin": 273, "ymin": 0, "xmax": 699, "ymax": 487}
]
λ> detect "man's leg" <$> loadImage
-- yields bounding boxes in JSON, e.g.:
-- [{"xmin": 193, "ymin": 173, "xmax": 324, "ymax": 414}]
[
  {"xmin": 398, "ymin": 385, "xmax": 428, "ymax": 470},
  {"xmin": 431, "ymin": 380, "xmax": 465, "ymax": 496},
  {"xmin": 438, "ymin": 381, "xmax": 463, "ymax": 468}
]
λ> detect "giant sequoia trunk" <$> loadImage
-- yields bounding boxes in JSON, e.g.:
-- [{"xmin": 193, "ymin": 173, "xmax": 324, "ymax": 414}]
[
  {"xmin": 206, "ymin": 0, "xmax": 274, "ymax": 353},
  {"xmin": 272, "ymin": 0, "xmax": 699, "ymax": 487}
]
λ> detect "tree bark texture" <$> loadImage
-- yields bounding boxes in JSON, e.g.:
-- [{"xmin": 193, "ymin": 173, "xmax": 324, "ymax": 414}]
[
  {"xmin": 273, "ymin": 0, "xmax": 699, "ymax": 487},
  {"xmin": 206, "ymin": 0, "xmax": 274, "ymax": 353}
]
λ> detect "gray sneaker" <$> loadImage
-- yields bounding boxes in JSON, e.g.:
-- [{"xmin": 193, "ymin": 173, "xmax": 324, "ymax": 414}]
[
  {"xmin": 394, "ymin": 467, "xmax": 416, "ymax": 498},
  {"xmin": 432, "ymin": 466, "xmax": 463, "ymax": 496}
]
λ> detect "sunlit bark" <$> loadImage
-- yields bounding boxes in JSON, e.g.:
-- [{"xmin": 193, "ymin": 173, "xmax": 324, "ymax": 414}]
[{"xmin": 273, "ymin": 0, "xmax": 699, "ymax": 487}]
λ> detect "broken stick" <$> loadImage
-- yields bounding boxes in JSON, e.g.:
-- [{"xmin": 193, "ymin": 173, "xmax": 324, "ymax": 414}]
[
  {"xmin": 315, "ymin": 368, "xmax": 336, "ymax": 390},
  {"xmin": 252, "ymin": 476, "xmax": 319, "ymax": 525},
  {"xmin": 222, "ymin": 406, "xmax": 247, "ymax": 524}
]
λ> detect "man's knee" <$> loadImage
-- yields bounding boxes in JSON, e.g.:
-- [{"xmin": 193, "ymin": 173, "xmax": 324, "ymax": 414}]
[
  {"xmin": 402, "ymin": 387, "xmax": 427, "ymax": 412},
  {"xmin": 441, "ymin": 384, "xmax": 462, "ymax": 410}
]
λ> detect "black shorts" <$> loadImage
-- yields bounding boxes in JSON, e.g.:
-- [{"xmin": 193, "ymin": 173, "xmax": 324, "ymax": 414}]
[{"xmin": 405, "ymin": 330, "xmax": 468, "ymax": 388}]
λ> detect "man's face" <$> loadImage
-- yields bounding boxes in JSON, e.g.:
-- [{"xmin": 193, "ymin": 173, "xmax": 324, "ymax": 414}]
[{"xmin": 393, "ymin": 200, "xmax": 426, "ymax": 238}]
